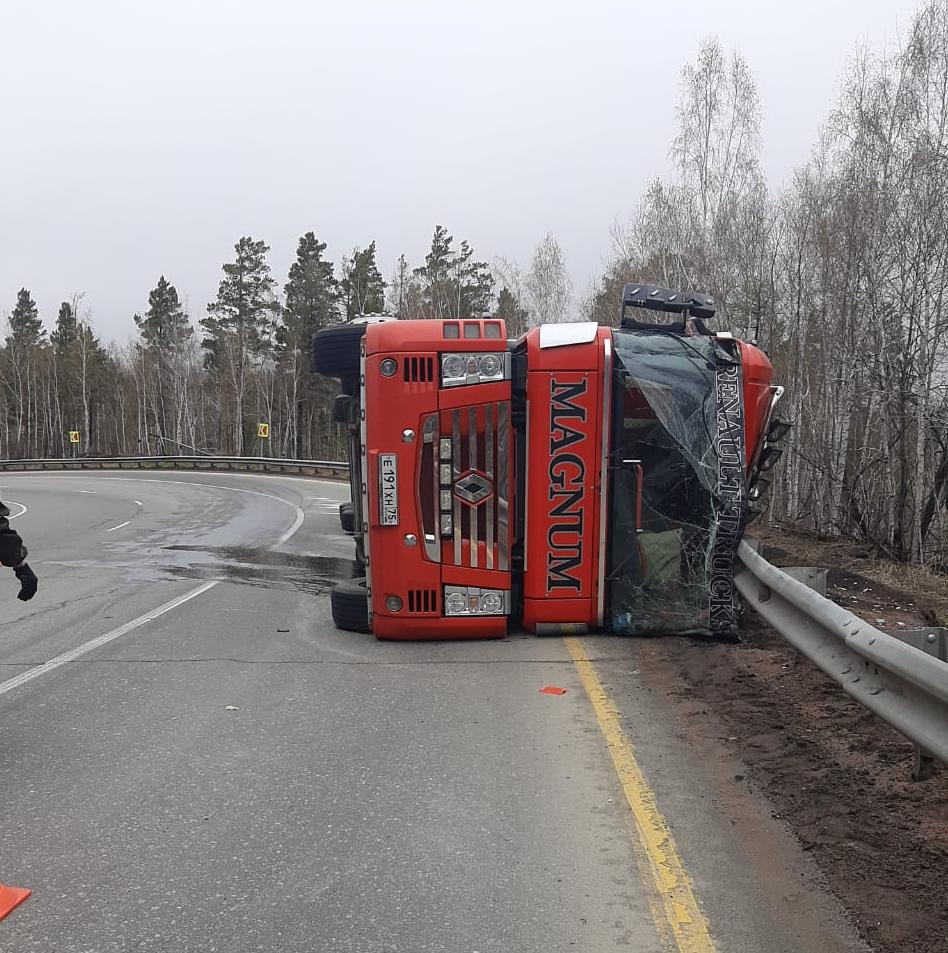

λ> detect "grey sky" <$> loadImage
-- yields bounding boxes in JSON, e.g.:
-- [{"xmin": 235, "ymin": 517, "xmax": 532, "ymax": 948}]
[{"xmin": 1, "ymin": 0, "xmax": 923, "ymax": 343}]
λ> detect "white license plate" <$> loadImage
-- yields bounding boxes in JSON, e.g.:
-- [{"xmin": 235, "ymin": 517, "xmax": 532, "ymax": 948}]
[{"xmin": 378, "ymin": 453, "xmax": 399, "ymax": 526}]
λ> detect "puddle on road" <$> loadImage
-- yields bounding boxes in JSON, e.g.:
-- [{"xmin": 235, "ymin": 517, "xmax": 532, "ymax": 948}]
[
  {"xmin": 161, "ymin": 545, "xmax": 361, "ymax": 594},
  {"xmin": 51, "ymin": 545, "xmax": 361, "ymax": 595}
]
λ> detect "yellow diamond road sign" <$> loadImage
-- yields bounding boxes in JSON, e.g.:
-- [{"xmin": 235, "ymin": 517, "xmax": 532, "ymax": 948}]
[
  {"xmin": 257, "ymin": 423, "xmax": 270, "ymax": 439},
  {"xmin": 69, "ymin": 431, "xmax": 80, "ymax": 444}
]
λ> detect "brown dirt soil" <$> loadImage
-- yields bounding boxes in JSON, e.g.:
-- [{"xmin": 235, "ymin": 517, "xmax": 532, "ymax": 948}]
[
  {"xmin": 649, "ymin": 527, "xmax": 948, "ymax": 953},
  {"xmin": 752, "ymin": 523, "xmax": 948, "ymax": 630}
]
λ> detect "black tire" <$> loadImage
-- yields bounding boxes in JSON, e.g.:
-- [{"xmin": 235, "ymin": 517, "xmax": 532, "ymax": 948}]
[
  {"xmin": 312, "ymin": 324, "xmax": 366, "ymax": 380},
  {"xmin": 331, "ymin": 577, "xmax": 370, "ymax": 633},
  {"xmin": 333, "ymin": 394, "xmax": 354, "ymax": 425},
  {"xmin": 339, "ymin": 501, "xmax": 355, "ymax": 533}
]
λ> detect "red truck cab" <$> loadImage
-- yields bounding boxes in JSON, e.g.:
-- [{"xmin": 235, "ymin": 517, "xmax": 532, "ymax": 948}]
[{"xmin": 313, "ymin": 284, "xmax": 785, "ymax": 640}]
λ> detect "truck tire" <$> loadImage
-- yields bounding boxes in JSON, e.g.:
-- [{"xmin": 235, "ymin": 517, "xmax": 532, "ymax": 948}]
[
  {"xmin": 331, "ymin": 577, "xmax": 370, "ymax": 633},
  {"xmin": 339, "ymin": 501, "xmax": 355, "ymax": 533},
  {"xmin": 312, "ymin": 325, "xmax": 365, "ymax": 380}
]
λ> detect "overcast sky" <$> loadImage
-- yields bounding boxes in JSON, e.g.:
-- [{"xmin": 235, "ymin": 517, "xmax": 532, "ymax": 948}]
[{"xmin": 0, "ymin": 0, "xmax": 924, "ymax": 343}]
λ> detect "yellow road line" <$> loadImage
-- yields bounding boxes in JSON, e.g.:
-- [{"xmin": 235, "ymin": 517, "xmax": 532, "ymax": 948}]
[{"xmin": 564, "ymin": 636, "xmax": 717, "ymax": 953}]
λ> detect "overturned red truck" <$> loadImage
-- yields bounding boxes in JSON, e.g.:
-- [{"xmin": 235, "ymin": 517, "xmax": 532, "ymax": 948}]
[{"xmin": 313, "ymin": 284, "xmax": 786, "ymax": 640}]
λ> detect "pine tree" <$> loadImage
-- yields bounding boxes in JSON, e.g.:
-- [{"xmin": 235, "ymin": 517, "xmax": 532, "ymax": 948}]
[
  {"xmin": 201, "ymin": 237, "xmax": 280, "ymax": 368},
  {"xmin": 51, "ymin": 301, "xmax": 79, "ymax": 357},
  {"xmin": 414, "ymin": 226, "xmax": 493, "ymax": 319},
  {"xmin": 495, "ymin": 287, "xmax": 529, "ymax": 337},
  {"xmin": 414, "ymin": 225, "xmax": 454, "ymax": 318},
  {"xmin": 6, "ymin": 288, "xmax": 44, "ymax": 347},
  {"xmin": 340, "ymin": 242, "xmax": 385, "ymax": 320},
  {"xmin": 132, "ymin": 277, "xmax": 194, "ymax": 453},
  {"xmin": 201, "ymin": 237, "xmax": 280, "ymax": 453},
  {"xmin": 452, "ymin": 240, "xmax": 493, "ymax": 318},
  {"xmin": 134, "ymin": 276, "xmax": 192, "ymax": 354},
  {"xmin": 282, "ymin": 232, "xmax": 340, "ymax": 457},
  {"xmin": 284, "ymin": 232, "xmax": 338, "ymax": 342}
]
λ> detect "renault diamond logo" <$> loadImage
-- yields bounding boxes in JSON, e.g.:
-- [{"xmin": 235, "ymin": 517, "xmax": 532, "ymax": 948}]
[{"xmin": 455, "ymin": 472, "xmax": 492, "ymax": 505}]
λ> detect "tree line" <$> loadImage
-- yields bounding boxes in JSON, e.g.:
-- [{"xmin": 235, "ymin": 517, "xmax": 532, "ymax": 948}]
[
  {"xmin": 586, "ymin": 0, "xmax": 948, "ymax": 566},
  {"xmin": 0, "ymin": 226, "xmax": 571, "ymax": 463}
]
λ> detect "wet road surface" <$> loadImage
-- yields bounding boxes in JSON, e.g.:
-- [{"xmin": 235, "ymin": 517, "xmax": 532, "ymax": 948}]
[{"xmin": 0, "ymin": 472, "xmax": 868, "ymax": 952}]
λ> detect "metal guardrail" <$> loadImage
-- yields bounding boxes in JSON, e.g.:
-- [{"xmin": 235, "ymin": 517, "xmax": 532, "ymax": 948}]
[
  {"xmin": 0, "ymin": 455, "xmax": 349, "ymax": 478},
  {"xmin": 735, "ymin": 540, "xmax": 948, "ymax": 777}
]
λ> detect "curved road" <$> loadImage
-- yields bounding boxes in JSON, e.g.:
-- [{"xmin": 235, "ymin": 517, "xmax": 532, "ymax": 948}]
[{"xmin": 0, "ymin": 472, "xmax": 867, "ymax": 952}]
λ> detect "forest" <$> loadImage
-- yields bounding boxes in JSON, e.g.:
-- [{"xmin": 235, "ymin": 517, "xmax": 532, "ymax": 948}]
[{"xmin": 2, "ymin": 0, "xmax": 947, "ymax": 566}]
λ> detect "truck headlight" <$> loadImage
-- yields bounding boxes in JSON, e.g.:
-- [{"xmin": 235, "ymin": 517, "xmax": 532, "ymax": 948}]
[
  {"xmin": 443, "ymin": 586, "xmax": 509, "ymax": 617},
  {"xmin": 441, "ymin": 354, "xmax": 467, "ymax": 379},
  {"xmin": 478, "ymin": 591, "xmax": 504, "ymax": 614},
  {"xmin": 440, "ymin": 352, "xmax": 509, "ymax": 388},
  {"xmin": 478, "ymin": 354, "xmax": 502, "ymax": 378}
]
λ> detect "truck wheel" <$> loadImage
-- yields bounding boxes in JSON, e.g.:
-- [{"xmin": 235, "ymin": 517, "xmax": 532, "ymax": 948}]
[
  {"xmin": 312, "ymin": 324, "xmax": 366, "ymax": 380},
  {"xmin": 333, "ymin": 394, "xmax": 353, "ymax": 425},
  {"xmin": 339, "ymin": 502, "xmax": 355, "ymax": 533},
  {"xmin": 331, "ymin": 577, "xmax": 370, "ymax": 633}
]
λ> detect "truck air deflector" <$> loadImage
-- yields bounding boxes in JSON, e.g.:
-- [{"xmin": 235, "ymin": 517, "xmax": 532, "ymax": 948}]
[
  {"xmin": 607, "ymin": 330, "xmax": 747, "ymax": 637},
  {"xmin": 538, "ymin": 322, "xmax": 599, "ymax": 349}
]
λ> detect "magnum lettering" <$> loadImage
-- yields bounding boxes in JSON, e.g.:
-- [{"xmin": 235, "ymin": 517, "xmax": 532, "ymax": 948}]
[{"xmin": 547, "ymin": 378, "xmax": 589, "ymax": 592}]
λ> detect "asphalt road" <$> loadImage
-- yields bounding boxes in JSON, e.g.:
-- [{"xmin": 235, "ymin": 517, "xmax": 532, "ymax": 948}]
[{"xmin": 0, "ymin": 472, "xmax": 869, "ymax": 952}]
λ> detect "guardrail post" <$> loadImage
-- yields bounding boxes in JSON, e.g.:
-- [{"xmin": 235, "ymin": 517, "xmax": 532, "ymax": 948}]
[
  {"xmin": 782, "ymin": 567, "xmax": 828, "ymax": 598},
  {"xmin": 885, "ymin": 626, "xmax": 947, "ymax": 662},
  {"xmin": 912, "ymin": 746, "xmax": 936, "ymax": 782}
]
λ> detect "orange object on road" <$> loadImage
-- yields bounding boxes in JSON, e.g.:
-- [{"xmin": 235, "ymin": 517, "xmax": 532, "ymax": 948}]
[
  {"xmin": 540, "ymin": 685, "xmax": 568, "ymax": 695},
  {"xmin": 0, "ymin": 882, "xmax": 31, "ymax": 920}
]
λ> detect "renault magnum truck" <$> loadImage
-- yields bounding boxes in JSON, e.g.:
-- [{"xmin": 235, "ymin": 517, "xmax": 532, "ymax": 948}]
[{"xmin": 313, "ymin": 283, "xmax": 786, "ymax": 641}]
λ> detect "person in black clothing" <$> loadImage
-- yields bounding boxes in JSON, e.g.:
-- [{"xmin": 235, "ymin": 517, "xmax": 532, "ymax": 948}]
[{"xmin": 0, "ymin": 500, "xmax": 37, "ymax": 601}]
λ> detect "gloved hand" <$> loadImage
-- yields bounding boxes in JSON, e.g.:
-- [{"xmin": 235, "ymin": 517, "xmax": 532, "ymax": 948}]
[{"xmin": 14, "ymin": 562, "xmax": 38, "ymax": 602}]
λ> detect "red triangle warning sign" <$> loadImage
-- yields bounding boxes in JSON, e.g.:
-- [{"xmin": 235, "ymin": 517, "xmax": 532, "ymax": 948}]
[{"xmin": 0, "ymin": 883, "xmax": 31, "ymax": 921}]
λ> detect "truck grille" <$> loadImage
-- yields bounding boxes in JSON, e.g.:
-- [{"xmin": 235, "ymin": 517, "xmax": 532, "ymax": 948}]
[
  {"xmin": 404, "ymin": 357, "xmax": 435, "ymax": 383},
  {"xmin": 407, "ymin": 589, "xmax": 438, "ymax": 613},
  {"xmin": 420, "ymin": 403, "xmax": 510, "ymax": 571},
  {"xmin": 451, "ymin": 403, "xmax": 509, "ymax": 570}
]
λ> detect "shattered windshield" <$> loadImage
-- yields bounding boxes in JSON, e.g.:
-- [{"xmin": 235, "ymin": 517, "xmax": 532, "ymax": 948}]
[{"xmin": 606, "ymin": 329, "xmax": 747, "ymax": 637}]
